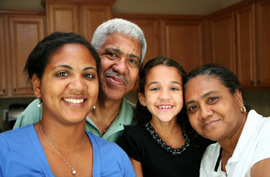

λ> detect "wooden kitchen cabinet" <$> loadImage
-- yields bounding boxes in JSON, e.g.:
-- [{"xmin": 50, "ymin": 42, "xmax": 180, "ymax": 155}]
[
  {"xmin": 236, "ymin": 4, "xmax": 256, "ymax": 88},
  {"xmin": 46, "ymin": 3, "xmax": 80, "ymax": 34},
  {"xmin": 210, "ymin": 11, "xmax": 236, "ymax": 73},
  {"xmin": 0, "ymin": 16, "xmax": 7, "ymax": 96},
  {"xmin": 9, "ymin": 15, "xmax": 46, "ymax": 96},
  {"xmin": 161, "ymin": 19, "xmax": 204, "ymax": 73},
  {"xmin": 256, "ymin": 0, "xmax": 270, "ymax": 88},
  {"xmin": 45, "ymin": 0, "xmax": 114, "ymax": 42},
  {"xmin": 0, "ymin": 11, "xmax": 46, "ymax": 97}
]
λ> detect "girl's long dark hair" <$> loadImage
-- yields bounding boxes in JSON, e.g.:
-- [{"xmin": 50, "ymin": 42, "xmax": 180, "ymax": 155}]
[{"xmin": 134, "ymin": 56, "xmax": 208, "ymax": 147}]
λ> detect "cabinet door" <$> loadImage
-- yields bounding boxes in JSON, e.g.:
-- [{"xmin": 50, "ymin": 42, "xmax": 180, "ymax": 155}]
[
  {"xmin": 46, "ymin": 3, "xmax": 79, "ymax": 34},
  {"xmin": 256, "ymin": 0, "xmax": 270, "ymax": 87},
  {"xmin": 9, "ymin": 16, "xmax": 45, "ymax": 96},
  {"xmin": 0, "ymin": 16, "xmax": 7, "ymax": 96},
  {"xmin": 162, "ymin": 20, "xmax": 203, "ymax": 73},
  {"xmin": 81, "ymin": 5, "xmax": 112, "ymax": 42},
  {"xmin": 236, "ymin": 4, "xmax": 256, "ymax": 88},
  {"xmin": 211, "ymin": 12, "xmax": 236, "ymax": 73}
]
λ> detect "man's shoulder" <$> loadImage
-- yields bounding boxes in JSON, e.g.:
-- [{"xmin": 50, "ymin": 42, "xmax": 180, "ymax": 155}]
[{"xmin": 13, "ymin": 99, "xmax": 42, "ymax": 129}]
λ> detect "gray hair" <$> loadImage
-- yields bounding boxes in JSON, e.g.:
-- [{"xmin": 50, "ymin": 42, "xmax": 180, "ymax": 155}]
[{"xmin": 91, "ymin": 18, "xmax": 147, "ymax": 66}]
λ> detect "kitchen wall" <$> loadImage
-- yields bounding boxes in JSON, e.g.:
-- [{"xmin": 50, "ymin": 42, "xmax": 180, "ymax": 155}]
[{"xmin": 0, "ymin": 0, "xmax": 269, "ymax": 131}]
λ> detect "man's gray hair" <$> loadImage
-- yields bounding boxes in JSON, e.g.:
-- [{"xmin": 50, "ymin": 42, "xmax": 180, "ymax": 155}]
[{"xmin": 91, "ymin": 18, "xmax": 147, "ymax": 66}]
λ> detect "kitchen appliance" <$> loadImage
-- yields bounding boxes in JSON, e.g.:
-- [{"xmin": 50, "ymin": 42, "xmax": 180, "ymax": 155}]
[{"xmin": 3, "ymin": 104, "xmax": 27, "ymax": 131}]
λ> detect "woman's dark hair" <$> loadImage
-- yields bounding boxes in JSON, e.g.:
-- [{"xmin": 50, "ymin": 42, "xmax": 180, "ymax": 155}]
[
  {"xmin": 24, "ymin": 32, "xmax": 101, "ymax": 82},
  {"xmin": 135, "ymin": 57, "xmax": 195, "ymax": 137},
  {"xmin": 184, "ymin": 64, "xmax": 251, "ymax": 110}
]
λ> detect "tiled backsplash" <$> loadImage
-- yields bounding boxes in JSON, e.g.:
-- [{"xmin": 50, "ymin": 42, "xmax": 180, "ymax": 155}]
[{"xmin": 0, "ymin": 90, "xmax": 269, "ymax": 132}]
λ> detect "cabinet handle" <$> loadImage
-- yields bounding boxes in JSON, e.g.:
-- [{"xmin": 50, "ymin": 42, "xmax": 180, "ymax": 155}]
[
  {"xmin": 250, "ymin": 80, "xmax": 254, "ymax": 85},
  {"xmin": 2, "ymin": 89, "xmax": 5, "ymax": 93},
  {"xmin": 13, "ymin": 88, "xmax": 16, "ymax": 92},
  {"xmin": 257, "ymin": 80, "xmax": 261, "ymax": 85}
]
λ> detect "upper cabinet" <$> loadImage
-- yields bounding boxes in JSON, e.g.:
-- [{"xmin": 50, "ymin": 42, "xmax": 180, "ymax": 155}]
[
  {"xmin": 210, "ymin": 11, "xmax": 236, "ymax": 73},
  {"xmin": 45, "ymin": 0, "xmax": 114, "ymax": 42},
  {"xmin": 256, "ymin": 0, "xmax": 270, "ymax": 88},
  {"xmin": 0, "ymin": 11, "xmax": 46, "ymax": 98},
  {"xmin": 208, "ymin": 0, "xmax": 270, "ymax": 89},
  {"xmin": 161, "ymin": 19, "xmax": 204, "ymax": 73},
  {"xmin": 0, "ymin": 15, "xmax": 7, "ymax": 96},
  {"xmin": 236, "ymin": 4, "xmax": 256, "ymax": 88}
]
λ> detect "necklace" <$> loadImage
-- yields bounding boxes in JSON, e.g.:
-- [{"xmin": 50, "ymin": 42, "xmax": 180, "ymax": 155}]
[{"xmin": 40, "ymin": 125, "xmax": 86, "ymax": 175}]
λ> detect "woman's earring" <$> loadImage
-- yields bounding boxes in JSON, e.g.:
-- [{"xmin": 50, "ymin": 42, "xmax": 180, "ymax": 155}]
[
  {"xmin": 240, "ymin": 106, "xmax": 246, "ymax": 113},
  {"xmin": 93, "ymin": 105, "xmax": 96, "ymax": 109},
  {"xmin": 37, "ymin": 99, "xmax": 42, "ymax": 108}
]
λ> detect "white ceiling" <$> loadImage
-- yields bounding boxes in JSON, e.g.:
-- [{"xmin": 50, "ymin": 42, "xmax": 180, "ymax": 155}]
[
  {"xmin": 113, "ymin": 0, "xmax": 243, "ymax": 15},
  {"xmin": 0, "ymin": 0, "xmax": 243, "ymax": 15}
]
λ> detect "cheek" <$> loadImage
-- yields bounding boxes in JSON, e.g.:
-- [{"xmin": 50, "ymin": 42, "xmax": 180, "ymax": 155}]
[
  {"xmin": 128, "ymin": 68, "xmax": 139, "ymax": 83},
  {"xmin": 188, "ymin": 115, "xmax": 199, "ymax": 130}
]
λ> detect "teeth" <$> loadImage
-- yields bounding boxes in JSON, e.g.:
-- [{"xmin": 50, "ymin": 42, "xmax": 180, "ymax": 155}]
[
  {"xmin": 64, "ymin": 98, "xmax": 84, "ymax": 104},
  {"xmin": 158, "ymin": 105, "xmax": 172, "ymax": 109}
]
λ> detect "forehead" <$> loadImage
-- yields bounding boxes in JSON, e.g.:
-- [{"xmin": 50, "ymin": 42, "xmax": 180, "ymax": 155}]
[
  {"xmin": 48, "ymin": 44, "xmax": 95, "ymax": 66},
  {"xmin": 100, "ymin": 33, "xmax": 141, "ymax": 53},
  {"xmin": 185, "ymin": 75, "xmax": 227, "ymax": 98},
  {"xmin": 146, "ymin": 65, "xmax": 182, "ymax": 83}
]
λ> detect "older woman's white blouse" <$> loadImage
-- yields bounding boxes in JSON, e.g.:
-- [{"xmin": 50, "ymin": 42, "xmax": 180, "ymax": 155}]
[{"xmin": 200, "ymin": 110, "xmax": 270, "ymax": 177}]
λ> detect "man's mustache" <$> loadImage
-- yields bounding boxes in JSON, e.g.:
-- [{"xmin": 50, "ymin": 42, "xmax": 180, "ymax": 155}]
[{"xmin": 104, "ymin": 72, "xmax": 129, "ymax": 85}]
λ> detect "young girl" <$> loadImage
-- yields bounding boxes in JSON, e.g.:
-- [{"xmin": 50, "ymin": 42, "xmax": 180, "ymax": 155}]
[{"xmin": 117, "ymin": 57, "xmax": 210, "ymax": 177}]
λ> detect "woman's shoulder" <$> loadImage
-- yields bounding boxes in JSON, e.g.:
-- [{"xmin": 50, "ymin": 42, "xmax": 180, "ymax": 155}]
[{"xmin": 1, "ymin": 125, "xmax": 34, "ymax": 141}]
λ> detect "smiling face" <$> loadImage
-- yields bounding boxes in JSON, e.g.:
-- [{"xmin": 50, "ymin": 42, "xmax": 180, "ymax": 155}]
[
  {"xmin": 97, "ymin": 33, "xmax": 142, "ymax": 101},
  {"xmin": 184, "ymin": 75, "xmax": 246, "ymax": 141},
  {"xmin": 33, "ymin": 44, "xmax": 99, "ymax": 125},
  {"xmin": 139, "ymin": 65, "xmax": 183, "ymax": 123}
]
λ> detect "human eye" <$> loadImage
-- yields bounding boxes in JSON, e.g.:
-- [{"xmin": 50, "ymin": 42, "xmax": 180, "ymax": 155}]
[
  {"xmin": 207, "ymin": 96, "xmax": 219, "ymax": 104},
  {"xmin": 56, "ymin": 71, "xmax": 68, "ymax": 77},
  {"xmin": 150, "ymin": 87, "xmax": 159, "ymax": 91},
  {"xmin": 103, "ymin": 50, "xmax": 119, "ymax": 60},
  {"xmin": 187, "ymin": 105, "xmax": 198, "ymax": 114},
  {"xmin": 83, "ymin": 71, "xmax": 97, "ymax": 80},
  {"xmin": 170, "ymin": 87, "xmax": 179, "ymax": 91},
  {"xmin": 128, "ymin": 58, "xmax": 139, "ymax": 67}
]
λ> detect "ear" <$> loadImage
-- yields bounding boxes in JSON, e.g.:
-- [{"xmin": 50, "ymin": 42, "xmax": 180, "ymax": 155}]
[
  {"xmin": 138, "ymin": 92, "xmax": 146, "ymax": 106},
  {"xmin": 234, "ymin": 89, "xmax": 244, "ymax": 107},
  {"xmin": 32, "ymin": 74, "xmax": 42, "ymax": 98}
]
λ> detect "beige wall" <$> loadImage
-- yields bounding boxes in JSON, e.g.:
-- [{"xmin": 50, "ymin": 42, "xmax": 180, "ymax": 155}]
[{"xmin": 0, "ymin": 0, "xmax": 242, "ymax": 15}]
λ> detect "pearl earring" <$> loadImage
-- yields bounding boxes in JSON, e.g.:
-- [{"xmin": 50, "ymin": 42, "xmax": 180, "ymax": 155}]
[
  {"xmin": 240, "ymin": 106, "xmax": 246, "ymax": 113},
  {"xmin": 37, "ymin": 99, "xmax": 42, "ymax": 108}
]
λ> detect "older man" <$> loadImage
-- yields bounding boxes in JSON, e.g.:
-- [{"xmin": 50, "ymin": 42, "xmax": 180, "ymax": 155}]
[{"xmin": 13, "ymin": 18, "xmax": 147, "ymax": 142}]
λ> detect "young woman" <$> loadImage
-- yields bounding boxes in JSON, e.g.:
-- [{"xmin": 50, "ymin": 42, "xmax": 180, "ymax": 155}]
[
  {"xmin": 184, "ymin": 64, "xmax": 270, "ymax": 177},
  {"xmin": 0, "ymin": 32, "xmax": 135, "ymax": 177},
  {"xmin": 118, "ymin": 57, "xmax": 210, "ymax": 177}
]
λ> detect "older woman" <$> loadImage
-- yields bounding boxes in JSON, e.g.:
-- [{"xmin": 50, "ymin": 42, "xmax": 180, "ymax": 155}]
[
  {"xmin": 184, "ymin": 64, "xmax": 270, "ymax": 177},
  {"xmin": 0, "ymin": 32, "xmax": 135, "ymax": 177}
]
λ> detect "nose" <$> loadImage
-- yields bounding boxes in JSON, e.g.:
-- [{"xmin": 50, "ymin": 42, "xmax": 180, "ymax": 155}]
[
  {"xmin": 159, "ymin": 88, "xmax": 171, "ymax": 100},
  {"xmin": 199, "ymin": 104, "xmax": 213, "ymax": 119},
  {"xmin": 69, "ymin": 75, "xmax": 87, "ymax": 94},
  {"xmin": 112, "ymin": 57, "xmax": 128, "ymax": 75}
]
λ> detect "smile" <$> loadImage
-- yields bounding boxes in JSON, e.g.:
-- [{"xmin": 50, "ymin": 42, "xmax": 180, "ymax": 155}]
[
  {"xmin": 157, "ymin": 105, "xmax": 173, "ymax": 109},
  {"xmin": 64, "ymin": 98, "xmax": 84, "ymax": 104},
  {"xmin": 203, "ymin": 120, "xmax": 220, "ymax": 129}
]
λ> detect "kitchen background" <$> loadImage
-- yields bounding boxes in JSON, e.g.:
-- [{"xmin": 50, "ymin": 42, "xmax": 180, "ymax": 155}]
[{"xmin": 0, "ymin": 0, "xmax": 269, "ymax": 132}]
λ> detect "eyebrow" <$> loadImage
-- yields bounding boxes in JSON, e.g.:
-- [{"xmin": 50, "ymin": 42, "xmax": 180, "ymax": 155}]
[
  {"xmin": 185, "ymin": 90, "xmax": 220, "ymax": 105},
  {"xmin": 104, "ymin": 47, "xmax": 141, "ymax": 61},
  {"xmin": 147, "ymin": 81, "xmax": 182, "ymax": 87},
  {"xmin": 52, "ymin": 65, "xmax": 97, "ymax": 71}
]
